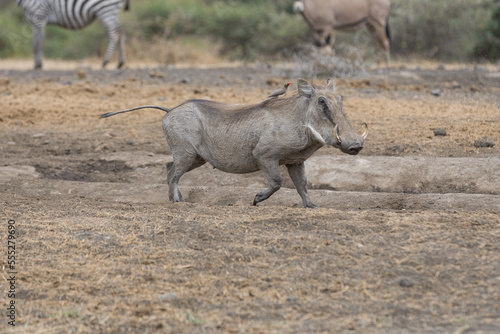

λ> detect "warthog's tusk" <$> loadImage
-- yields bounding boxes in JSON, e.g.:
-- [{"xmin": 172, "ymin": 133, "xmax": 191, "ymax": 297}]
[
  {"xmin": 333, "ymin": 124, "xmax": 342, "ymax": 145},
  {"xmin": 305, "ymin": 124, "xmax": 326, "ymax": 145},
  {"xmin": 361, "ymin": 122, "xmax": 368, "ymax": 140}
]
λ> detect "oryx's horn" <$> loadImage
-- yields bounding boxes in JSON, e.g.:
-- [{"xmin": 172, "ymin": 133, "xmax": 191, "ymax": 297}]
[
  {"xmin": 361, "ymin": 123, "xmax": 368, "ymax": 140},
  {"xmin": 333, "ymin": 124, "xmax": 342, "ymax": 145}
]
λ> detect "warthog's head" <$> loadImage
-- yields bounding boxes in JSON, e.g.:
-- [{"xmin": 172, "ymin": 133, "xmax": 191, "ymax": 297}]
[{"xmin": 299, "ymin": 78, "xmax": 367, "ymax": 155}]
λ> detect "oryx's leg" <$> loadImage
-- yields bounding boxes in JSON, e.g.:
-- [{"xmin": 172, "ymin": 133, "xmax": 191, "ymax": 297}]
[
  {"xmin": 253, "ymin": 159, "xmax": 282, "ymax": 206},
  {"xmin": 31, "ymin": 22, "xmax": 46, "ymax": 70},
  {"xmin": 166, "ymin": 155, "xmax": 205, "ymax": 203},
  {"xmin": 313, "ymin": 29, "xmax": 335, "ymax": 55},
  {"xmin": 323, "ymin": 30, "xmax": 336, "ymax": 55},
  {"xmin": 366, "ymin": 21, "xmax": 390, "ymax": 66},
  {"xmin": 286, "ymin": 162, "xmax": 318, "ymax": 208}
]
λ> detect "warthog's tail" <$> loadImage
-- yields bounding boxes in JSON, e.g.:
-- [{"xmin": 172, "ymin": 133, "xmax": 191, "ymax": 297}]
[{"xmin": 99, "ymin": 105, "xmax": 171, "ymax": 119}]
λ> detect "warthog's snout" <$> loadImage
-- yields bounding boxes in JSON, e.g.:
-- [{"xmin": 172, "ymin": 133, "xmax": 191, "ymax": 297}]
[
  {"xmin": 347, "ymin": 144, "xmax": 363, "ymax": 155},
  {"xmin": 334, "ymin": 123, "xmax": 367, "ymax": 155}
]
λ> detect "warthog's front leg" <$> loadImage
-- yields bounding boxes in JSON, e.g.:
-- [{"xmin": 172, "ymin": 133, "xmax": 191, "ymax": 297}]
[
  {"xmin": 253, "ymin": 160, "xmax": 282, "ymax": 206},
  {"xmin": 286, "ymin": 162, "xmax": 318, "ymax": 208}
]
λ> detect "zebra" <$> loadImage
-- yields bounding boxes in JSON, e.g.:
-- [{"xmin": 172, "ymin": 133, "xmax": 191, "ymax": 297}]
[{"xmin": 15, "ymin": 0, "xmax": 130, "ymax": 69}]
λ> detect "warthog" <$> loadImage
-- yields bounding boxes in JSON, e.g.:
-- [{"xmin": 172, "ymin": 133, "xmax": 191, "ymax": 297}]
[
  {"xmin": 100, "ymin": 78, "xmax": 367, "ymax": 208},
  {"xmin": 293, "ymin": 0, "xmax": 391, "ymax": 64}
]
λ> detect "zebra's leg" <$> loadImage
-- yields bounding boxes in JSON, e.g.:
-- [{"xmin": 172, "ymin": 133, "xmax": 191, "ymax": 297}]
[
  {"xmin": 100, "ymin": 18, "xmax": 126, "ymax": 69},
  {"xmin": 117, "ymin": 25, "xmax": 126, "ymax": 69},
  {"xmin": 31, "ymin": 22, "xmax": 46, "ymax": 70},
  {"xmin": 102, "ymin": 28, "xmax": 116, "ymax": 68}
]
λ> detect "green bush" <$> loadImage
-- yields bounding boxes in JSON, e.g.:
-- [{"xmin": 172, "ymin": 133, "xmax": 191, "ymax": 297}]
[
  {"xmin": 472, "ymin": 1, "xmax": 500, "ymax": 60},
  {"xmin": 134, "ymin": 0, "xmax": 172, "ymax": 39},
  {"xmin": 131, "ymin": 0, "xmax": 211, "ymax": 40},
  {"xmin": 45, "ymin": 23, "xmax": 107, "ymax": 60},
  {"xmin": 390, "ymin": 0, "xmax": 492, "ymax": 61},
  {"xmin": 0, "ymin": 5, "xmax": 32, "ymax": 58},
  {"xmin": 207, "ymin": 1, "xmax": 307, "ymax": 59}
]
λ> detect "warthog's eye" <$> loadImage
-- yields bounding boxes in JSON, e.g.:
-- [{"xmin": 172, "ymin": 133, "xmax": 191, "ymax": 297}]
[{"xmin": 318, "ymin": 97, "xmax": 334, "ymax": 124}]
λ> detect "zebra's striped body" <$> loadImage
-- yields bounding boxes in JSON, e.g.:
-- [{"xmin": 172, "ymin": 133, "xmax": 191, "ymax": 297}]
[{"xmin": 16, "ymin": 0, "xmax": 130, "ymax": 69}]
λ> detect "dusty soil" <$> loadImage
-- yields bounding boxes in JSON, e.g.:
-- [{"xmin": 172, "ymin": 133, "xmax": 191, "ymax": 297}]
[{"xmin": 1, "ymin": 60, "xmax": 500, "ymax": 333}]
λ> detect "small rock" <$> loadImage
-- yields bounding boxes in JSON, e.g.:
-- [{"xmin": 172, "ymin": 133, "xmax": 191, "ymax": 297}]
[
  {"xmin": 149, "ymin": 71, "xmax": 164, "ymax": 79},
  {"xmin": 77, "ymin": 69, "xmax": 87, "ymax": 79},
  {"xmin": 158, "ymin": 292, "xmax": 177, "ymax": 302},
  {"xmin": 286, "ymin": 296, "xmax": 299, "ymax": 303},
  {"xmin": 470, "ymin": 85, "xmax": 480, "ymax": 93},
  {"xmin": 157, "ymin": 97, "xmax": 168, "ymax": 101},
  {"xmin": 267, "ymin": 246, "xmax": 278, "ymax": 253},
  {"xmin": 433, "ymin": 128, "xmax": 447, "ymax": 136},
  {"xmin": 437, "ymin": 64, "xmax": 445, "ymax": 70},
  {"xmin": 386, "ymin": 145, "xmax": 405, "ymax": 154},
  {"xmin": 180, "ymin": 77, "xmax": 190, "ymax": 84},
  {"xmin": 473, "ymin": 139, "xmax": 495, "ymax": 148},
  {"xmin": 497, "ymin": 101, "xmax": 500, "ymax": 109},
  {"xmin": 450, "ymin": 81, "xmax": 461, "ymax": 89},
  {"xmin": 430, "ymin": 89, "xmax": 441, "ymax": 97},
  {"xmin": 399, "ymin": 278, "xmax": 414, "ymax": 288}
]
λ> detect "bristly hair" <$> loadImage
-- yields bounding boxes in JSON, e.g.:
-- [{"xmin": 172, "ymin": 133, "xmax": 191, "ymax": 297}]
[{"xmin": 184, "ymin": 94, "xmax": 301, "ymax": 115}]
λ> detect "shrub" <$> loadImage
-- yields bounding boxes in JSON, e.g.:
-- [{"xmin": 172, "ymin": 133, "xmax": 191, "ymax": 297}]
[
  {"xmin": 45, "ymin": 23, "xmax": 107, "ymax": 60},
  {"xmin": 390, "ymin": 0, "xmax": 492, "ymax": 61},
  {"xmin": 0, "ymin": 5, "xmax": 32, "ymax": 58},
  {"xmin": 472, "ymin": 1, "xmax": 500, "ymax": 60},
  {"xmin": 207, "ymin": 1, "xmax": 308, "ymax": 59}
]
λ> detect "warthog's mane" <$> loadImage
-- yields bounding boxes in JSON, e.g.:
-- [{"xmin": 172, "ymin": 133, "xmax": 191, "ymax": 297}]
[
  {"xmin": 180, "ymin": 83, "xmax": 331, "ymax": 117},
  {"xmin": 184, "ymin": 94, "xmax": 302, "ymax": 116}
]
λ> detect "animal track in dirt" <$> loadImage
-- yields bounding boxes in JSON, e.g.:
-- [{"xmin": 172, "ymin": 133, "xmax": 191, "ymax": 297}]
[{"xmin": 35, "ymin": 159, "xmax": 132, "ymax": 182}]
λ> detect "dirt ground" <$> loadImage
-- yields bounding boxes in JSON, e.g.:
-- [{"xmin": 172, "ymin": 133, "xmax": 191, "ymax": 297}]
[{"xmin": 1, "ymin": 59, "xmax": 500, "ymax": 333}]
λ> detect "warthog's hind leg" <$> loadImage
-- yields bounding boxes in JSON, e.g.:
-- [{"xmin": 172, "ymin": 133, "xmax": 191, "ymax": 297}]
[
  {"xmin": 253, "ymin": 160, "xmax": 282, "ymax": 206},
  {"xmin": 286, "ymin": 162, "xmax": 318, "ymax": 208},
  {"xmin": 166, "ymin": 155, "xmax": 206, "ymax": 203}
]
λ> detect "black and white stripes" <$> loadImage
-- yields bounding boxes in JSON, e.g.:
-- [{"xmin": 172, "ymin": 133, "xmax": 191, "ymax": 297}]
[{"xmin": 16, "ymin": 0, "xmax": 130, "ymax": 69}]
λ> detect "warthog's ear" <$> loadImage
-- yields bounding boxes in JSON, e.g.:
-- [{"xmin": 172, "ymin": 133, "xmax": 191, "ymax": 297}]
[
  {"xmin": 327, "ymin": 78, "xmax": 336, "ymax": 91},
  {"xmin": 298, "ymin": 78, "xmax": 315, "ymax": 98}
]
